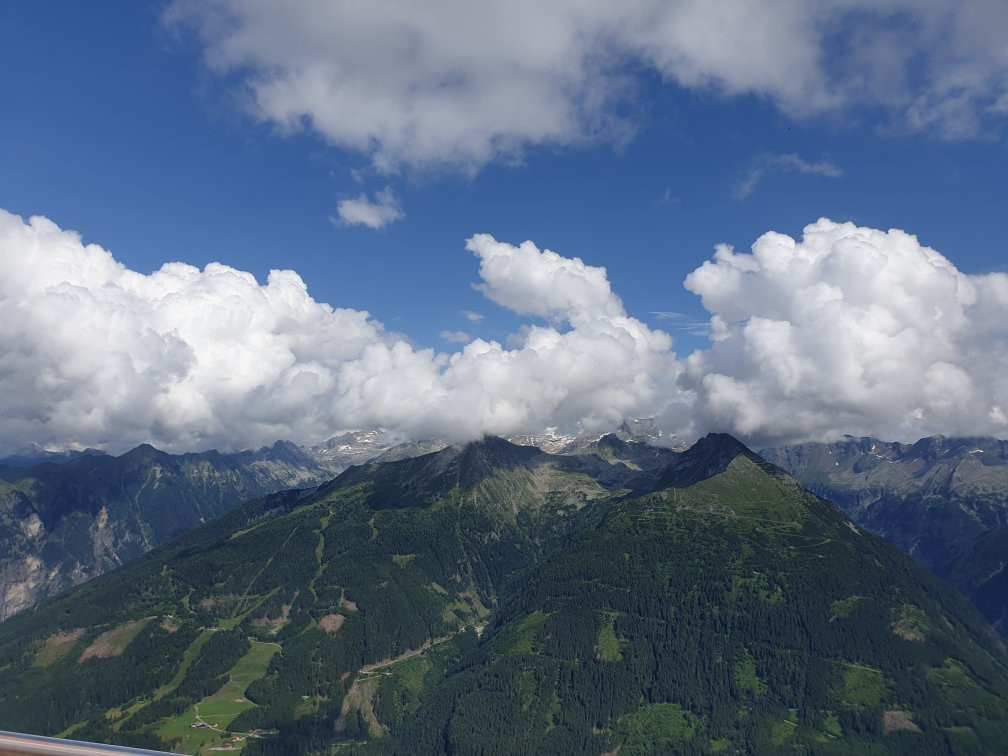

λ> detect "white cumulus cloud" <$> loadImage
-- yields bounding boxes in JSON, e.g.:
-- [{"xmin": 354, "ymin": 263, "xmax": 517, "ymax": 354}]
[
  {"xmin": 467, "ymin": 234, "xmax": 625, "ymax": 324},
  {"xmin": 0, "ymin": 209, "xmax": 684, "ymax": 454},
  {"xmin": 681, "ymin": 218, "xmax": 1008, "ymax": 445},
  {"xmin": 334, "ymin": 187, "xmax": 404, "ymax": 229},
  {"xmin": 166, "ymin": 0, "xmax": 1008, "ymax": 173},
  {"xmin": 4, "ymin": 209, "xmax": 1006, "ymax": 453}
]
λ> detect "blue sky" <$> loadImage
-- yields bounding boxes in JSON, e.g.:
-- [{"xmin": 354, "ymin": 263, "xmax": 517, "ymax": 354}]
[{"xmin": 1, "ymin": 1, "xmax": 1007, "ymax": 452}]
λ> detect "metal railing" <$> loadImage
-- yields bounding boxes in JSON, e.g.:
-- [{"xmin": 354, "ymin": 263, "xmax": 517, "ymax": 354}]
[{"xmin": 0, "ymin": 730, "xmax": 174, "ymax": 755}]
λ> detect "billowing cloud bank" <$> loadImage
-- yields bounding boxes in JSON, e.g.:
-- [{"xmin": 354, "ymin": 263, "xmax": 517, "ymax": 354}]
[
  {"xmin": 2, "ymin": 210, "xmax": 1006, "ymax": 454},
  {"xmin": 681, "ymin": 219, "xmax": 1008, "ymax": 444},
  {"xmin": 166, "ymin": 0, "xmax": 1008, "ymax": 172},
  {"xmin": 0, "ymin": 210, "xmax": 681, "ymax": 454}
]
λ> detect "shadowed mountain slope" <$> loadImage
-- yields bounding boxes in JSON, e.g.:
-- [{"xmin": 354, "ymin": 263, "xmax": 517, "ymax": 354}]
[{"xmin": 942, "ymin": 525, "xmax": 1008, "ymax": 637}]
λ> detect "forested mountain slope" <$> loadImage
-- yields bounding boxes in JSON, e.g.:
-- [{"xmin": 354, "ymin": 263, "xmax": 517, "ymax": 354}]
[{"xmin": 0, "ymin": 435, "xmax": 1004, "ymax": 754}]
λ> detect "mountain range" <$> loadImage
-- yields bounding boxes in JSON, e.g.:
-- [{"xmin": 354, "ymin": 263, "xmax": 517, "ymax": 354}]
[
  {"xmin": 760, "ymin": 436, "xmax": 1008, "ymax": 636},
  {"xmin": 5, "ymin": 427, "xmax": 1007, "ymax": 643},
  {"xmin": 0, "ymin": 434, "xmax": 1005, "ymax": 753},
  {"xmin": 0, "ymin": 422, "xmax": 666, "ymax": 621}
]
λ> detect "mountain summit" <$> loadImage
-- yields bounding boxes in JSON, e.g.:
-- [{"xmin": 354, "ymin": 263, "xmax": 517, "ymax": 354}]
[{"xmin": 654, "ymin": 431, "xmax": 777, "ymax": 489}]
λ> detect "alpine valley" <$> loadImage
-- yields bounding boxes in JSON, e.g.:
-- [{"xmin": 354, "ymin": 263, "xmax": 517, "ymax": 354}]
[{"xmin": 0, "ymin": 434, "xmax": 1005, "ymax": 754}]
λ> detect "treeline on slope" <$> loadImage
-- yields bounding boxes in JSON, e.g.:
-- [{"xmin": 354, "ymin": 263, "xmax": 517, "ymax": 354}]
[{"xmin": 0, "ymin": 487, "xmax": 326, "ymax": 738}]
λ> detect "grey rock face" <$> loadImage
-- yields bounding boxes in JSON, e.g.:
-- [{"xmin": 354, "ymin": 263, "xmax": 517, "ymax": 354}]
[{"xmin": 0, "ymin": 442, "xmax": 335, "ymax": 620}]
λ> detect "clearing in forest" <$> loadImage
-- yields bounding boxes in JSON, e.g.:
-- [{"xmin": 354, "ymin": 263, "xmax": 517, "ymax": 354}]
[
  {"xmin": 78, "ymin": 618, "xmax": 152, "ymax": 662},
  {"xmin": 34, "ymin": 628, "xmax": 85, "ymax": 667},
  {"xmin": 158, "ymin": 640, "xmax": 280, "ymax": 753}
]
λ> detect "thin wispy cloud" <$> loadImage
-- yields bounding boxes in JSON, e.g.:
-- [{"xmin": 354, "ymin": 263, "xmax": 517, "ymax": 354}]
[
  {"xmin": 461, "ymin": 310, "xmax": 484, "ymax": 322},
  {"xmin": 659, "ymin": 188, "xmax": 680, "ymax": 205},
  {"xmin": 651, "ymin": 311, "xmax": 711, "ymax": 336},
  {"xmin": 733, "ymin": 154, "xmax": 843, "ymax": 200},
  {"xmin": 439, "ymin": 330, "xmax": 472, "ymax": 344}
]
